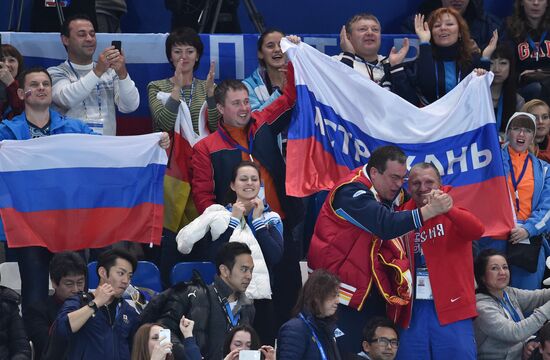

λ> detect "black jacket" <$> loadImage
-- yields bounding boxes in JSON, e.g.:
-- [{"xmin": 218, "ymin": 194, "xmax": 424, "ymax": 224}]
[
  {"xmin": 24, "ymin": 295, "xmax": 63, "ymax": 360},
  {"xmin": 0, "ymin": 286, "xmax": 31, "ymax": 360},
  {"xmin": 142, "ymin": 275, "xmax": 255, "ymax": 360},
  {"xmin": 414, "ymin": 42, "xmax": 491, "ymax": 104}
]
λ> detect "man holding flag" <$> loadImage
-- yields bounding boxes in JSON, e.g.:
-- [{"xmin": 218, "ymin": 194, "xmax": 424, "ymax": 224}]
[
  {"xmin": 0, "ymin": 66, "xmax": 169, "ymax": 318},
  {"xmin": 278, "ymin": 36, "xmax": 515, "ymax": 354},
  {"xmin": 191, "ymin": 54, "xmax": 304, "ymax": 326}
]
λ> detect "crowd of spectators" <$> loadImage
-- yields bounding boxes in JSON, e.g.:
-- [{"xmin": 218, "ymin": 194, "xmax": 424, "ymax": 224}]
[{"xmin": 3, "ymin": 0, "xmax": 550, "ymax": 359}]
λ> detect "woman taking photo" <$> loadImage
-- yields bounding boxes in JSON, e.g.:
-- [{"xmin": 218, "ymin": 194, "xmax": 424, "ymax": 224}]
[
  {"xmin": 0, "ymin": 44, "xmax": 24, "ymax": 120},
  {"xmin": 505, "ymin": 0, "xmax": 550, "ymax": 102},
  {"xmin": 177, "ymin": 161, "xmax": 284, "ymax": 345},
  {"xmin": 223, "ymin": 325, "xmax": 275, "ymax": 360},
  {"xmin": 131, "ymin": 316, "xmax": 200, "ymax": 360},
  {"xmin": 414, "ymin": 7, "xmax": 497, "ymax": 104},
  {"xmin": 277, "ymin": 269, "xmax": 342, "ymax": 360},
  {"xmin": 243, "ymin": 29, "xmax": 288, "ymax": 111},
  {"xmin": 474, "ymin": 249, "xmax": 550, "ymax": 360}
]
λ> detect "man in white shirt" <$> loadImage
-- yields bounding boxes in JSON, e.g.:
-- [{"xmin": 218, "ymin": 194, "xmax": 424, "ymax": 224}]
[{"xmin": 48, "ymin": 14, "xmax": 139, "ymax": 135}]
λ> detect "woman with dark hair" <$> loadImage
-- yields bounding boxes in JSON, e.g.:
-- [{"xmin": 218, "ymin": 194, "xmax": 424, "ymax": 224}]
[
  {"xmin": 490, "ymin": 44, "xmax": 525, "ymax": 135},
  {"xmin": 147, "ymin": 27, "xmax": 218, "ymax": 134},
  {"xmin": 223, "ymin": 325, "xmax": 275, "ymax": 360},
  {"xmin": 242, "ymin": 29, "xmax": 287, "ymax": 111},
  {"xmin": 474, "ymin": 249, "xmax": 550, "ymax": 360},
  {"xmin": 414, "ymin": 7, "xmax": 497, "ymax": 104},
  {"xmin": 277, "ymin": 269, "xmax": 342, "ymax": 360},
  {"xmin": 131, "ymin": 317, "xmax": 201, "ymax": 360},
  {"xmin": 177, "ymin": 161, "xmax": 284, "ymax": 345},
  {"xmin": 0, "ymin": 44, "xmax": 24, "ymax": 120},
  {"xmin": 505, "ymin": 0, "xmax": 550, "ymax": 102},
  {"xmin": 147, "ymin": 27, "xmax": 219, "ymax": 288}
]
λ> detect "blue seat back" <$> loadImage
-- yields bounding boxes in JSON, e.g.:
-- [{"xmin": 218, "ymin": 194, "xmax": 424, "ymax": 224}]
[
  {"xmin": 87, "ymin": 260, "xmax": 162, "ymax": 292},
  {"xmin": 170, "ymin": 261, "xmax": 216, "ymax": 285}
]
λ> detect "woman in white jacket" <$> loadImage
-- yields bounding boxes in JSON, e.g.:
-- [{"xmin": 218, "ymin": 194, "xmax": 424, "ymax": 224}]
[{"xmin": 176, "ymin": 160, "xmax": 283, "ymax": 345}]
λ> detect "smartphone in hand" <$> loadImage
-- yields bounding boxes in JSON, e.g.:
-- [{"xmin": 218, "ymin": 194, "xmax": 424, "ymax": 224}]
[
  {"xmin": 239, "ymin": 350, "xmax": 261, "ymax": 360},
  {"xmin": 159, "ymin": 328, "xmax": 171, "ymax": 346},
  {"xmin": 111, "ymin": 40, "xmax": 122, "ymax": 52}
]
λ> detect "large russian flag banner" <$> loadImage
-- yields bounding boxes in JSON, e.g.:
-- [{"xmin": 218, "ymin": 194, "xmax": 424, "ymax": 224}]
[
  {"xmin": 283, "ymin": 40, "xmax": 514, "ymax": 238},
  {"xmin": 0, "ymin": 133, "xmax": 167, "ymax": 251}
]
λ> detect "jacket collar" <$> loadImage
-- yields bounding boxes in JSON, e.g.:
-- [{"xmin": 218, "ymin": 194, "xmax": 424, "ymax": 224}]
[
  {"xmin": 212, "ymin": 275, "xmax": 253, "ymax": 307},
  {"xmin": 10, "ymin": 109, "xmax": 69, "ymax": 136}
]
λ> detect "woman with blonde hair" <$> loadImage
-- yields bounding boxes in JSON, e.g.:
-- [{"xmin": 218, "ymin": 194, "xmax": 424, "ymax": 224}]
[{"xmin": 522, "ymin": 98, "xmax": 550, "ymax": 162}]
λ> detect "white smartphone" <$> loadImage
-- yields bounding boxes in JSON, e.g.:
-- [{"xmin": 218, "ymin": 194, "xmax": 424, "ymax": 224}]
[
  {"xmin": 239, "ymin": 350, "xmax": 261, "ymax": 360},
  {"xmin": 159, "ymin": 328, "xmax": 171, "ymax": 345}
]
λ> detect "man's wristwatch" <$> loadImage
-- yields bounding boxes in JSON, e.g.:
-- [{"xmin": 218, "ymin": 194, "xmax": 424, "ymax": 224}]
[{"xmin": 87, "ymin": 301, "xmax": 98, "ymax": 313}]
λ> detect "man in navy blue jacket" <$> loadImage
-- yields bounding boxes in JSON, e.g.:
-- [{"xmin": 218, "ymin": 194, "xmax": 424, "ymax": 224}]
[{"xmin": 53, "ymin": 248, "xmax": 140, "ymax": 360}]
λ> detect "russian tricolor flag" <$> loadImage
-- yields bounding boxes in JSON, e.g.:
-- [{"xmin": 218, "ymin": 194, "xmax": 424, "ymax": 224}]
[
  {"xmin": 282, "ymin": 39, "xmax": 514, "ymax": 238},
  {"xmin": 0, "ymin": 133, "xmax": 167, "ymax": 251}
]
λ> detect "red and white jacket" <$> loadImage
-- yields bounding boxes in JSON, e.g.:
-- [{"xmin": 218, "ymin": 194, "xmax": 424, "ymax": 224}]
[{"xmin": 308, "ymin": 166, "xmax": 423, "ymax": 320}]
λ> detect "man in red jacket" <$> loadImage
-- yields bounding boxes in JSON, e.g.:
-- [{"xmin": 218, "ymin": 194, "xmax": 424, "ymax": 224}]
[
  {"xmin": 308, "ymin": 145, "xmax": 453, "ymax": 353},
  {"xmin": 395, "ymin": 162, "xmax": 485, "ymax": 360},
  {"xmin": 191, "ymin": 70, "xmax": 304, "ymax": 335}
]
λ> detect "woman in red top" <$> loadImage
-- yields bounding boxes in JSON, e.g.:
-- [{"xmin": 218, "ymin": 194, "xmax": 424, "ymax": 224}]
[{"xmin": 0, "ymin": 44, "xmax": 24, "ymax": 120}]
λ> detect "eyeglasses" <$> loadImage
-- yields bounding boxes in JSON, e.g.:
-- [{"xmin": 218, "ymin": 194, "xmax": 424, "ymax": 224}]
[
  {"xmin": 370, "ymin": 337, "xmax": 399, "ymax": 348},
  {"xmin": 509, "ymin": 127, "xmax": 534, "ymax": 135}
]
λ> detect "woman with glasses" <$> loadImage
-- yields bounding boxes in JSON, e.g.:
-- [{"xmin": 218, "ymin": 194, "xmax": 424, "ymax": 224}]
[
  {"xmin": 522, "ymin": 99, "xmax": 550, "ymax": 162},
  {"xmin": 500, "ymin": 112, "xmax": 550, "ymax": 290},
  {"xmin": 474, "ymin": 249, "xmax": 550, "ymax": 360},
  {"xmin": 277, "ymin": 269, "xmax": 342, "ymax": 360}
]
